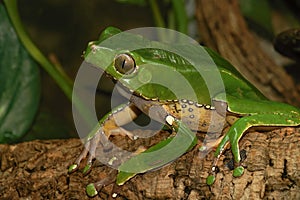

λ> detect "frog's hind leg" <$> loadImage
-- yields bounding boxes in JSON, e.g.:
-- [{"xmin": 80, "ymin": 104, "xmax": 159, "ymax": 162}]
[{"xmin": 207, "ymin": 113, "xmax": 299, "ymax": 185}]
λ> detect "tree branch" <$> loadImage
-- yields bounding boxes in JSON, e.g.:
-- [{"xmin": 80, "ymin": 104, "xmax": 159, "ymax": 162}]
[{"xmin": 1, "ymin": 128, "xmax": 299, "ymax": 199}]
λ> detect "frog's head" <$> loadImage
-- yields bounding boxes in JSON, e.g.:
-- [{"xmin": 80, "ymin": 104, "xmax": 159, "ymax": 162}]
[{"xmin": 83, "ymin": 27, "xmax": 210, "ymax": 102}]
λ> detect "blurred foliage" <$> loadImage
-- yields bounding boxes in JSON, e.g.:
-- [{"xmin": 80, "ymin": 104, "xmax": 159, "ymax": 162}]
[
  {"xmin": 238, "ymin": 0, "xmax": 300, "ymax": 83},
  {"xmin": 0, "ymin": 4, "xmax": 40, "ymax": 143},
  {"xmin": 239, "ymin": 0, "xmax": 300, "ymax": 39},
  {"xmin": 239, "ymin": 0, "xmax": 273, "ymax": 38},
  {"xmin": 116, "ymin": 0, "xmax": 188, "ymax": 34}
]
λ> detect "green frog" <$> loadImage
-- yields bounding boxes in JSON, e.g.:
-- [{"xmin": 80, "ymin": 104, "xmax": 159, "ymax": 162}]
[{"xmin": 69, "ymin": 27, "xmax": 300, "ymax": 197}]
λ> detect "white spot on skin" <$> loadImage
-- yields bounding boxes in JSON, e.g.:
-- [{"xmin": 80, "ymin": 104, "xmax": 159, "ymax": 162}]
[
  {"xmin": 195, "ymin": 103, "xmax": 203, "ymax": 107},
  {"xmin": 205, "ymin": 105, "xmax": 211, "ymax": 109},
  {"xmin": 112, "ymin": 193, "xmax": 118, "ymax": 198},
  {"xmin": 166, "ymin": 115, "xmax": 175, "ymax": 126},
  {"xmin": 188, "ymin": 100, "xmax": 194, "ymax": 105}
]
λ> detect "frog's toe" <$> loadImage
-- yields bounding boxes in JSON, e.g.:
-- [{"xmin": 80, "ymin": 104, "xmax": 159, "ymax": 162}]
[
  {"xmin": 86, "ymin": 174, "xmax": 117, "ymax": 197},
  {"xmin": 233, "ymin": 166, "xmax": 244, "ymax": 177},
  {"xmin": 81, "ymin": 134, "xmax": 102, "ymax": 175},
  {"xmin": 206, "ymin": 174, "xmax": 216, "ymax": 185},
  {"xmin": 86, "ymin": 183, "xmax": 98, "ymax": 197},
  {"xmin": 68, "ymin": 164, "xmax": 79, "ymax": 173},
  {"xmin": 82, "ymin": 163, "xmax": 92, "ymax": 175}
]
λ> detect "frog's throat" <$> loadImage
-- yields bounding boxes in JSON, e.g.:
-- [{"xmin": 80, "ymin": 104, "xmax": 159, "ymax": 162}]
[{"xmin": 115, "ymin": 84, "xmax": 132, "ymax": 99}]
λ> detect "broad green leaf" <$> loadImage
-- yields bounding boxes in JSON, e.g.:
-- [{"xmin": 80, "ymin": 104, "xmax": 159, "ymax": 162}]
[{"xmin": 0, "ymin": 4, "xmax": 40, "ymax": 143}]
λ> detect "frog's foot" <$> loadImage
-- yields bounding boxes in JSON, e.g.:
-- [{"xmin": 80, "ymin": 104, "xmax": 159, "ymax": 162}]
[
  {"xmin": 68, "ymin": 140, "xmax": 91, "ymax": 173},
  {"xmin": 206, "ymin": 137, "xmax": 245, "ymax": 185},
  {"xmin": 206, "ymin": 153, "xmax": 222, "ymax": 185},
  {"xmin": 68, "ymin": 133, "xmax": 101, "ymax": 175},
  {"xmin": 206, "ymin": 135, "xmax": 230, "ymax": 185},
  {"xmin": 206, "ymin": 162, "xmax": 244, "ymax": 185},
  {"xmin": 206, "ymin": 149, "xmax": 245, "ymax": 185},
  {"xmin": 68, "ymin": 126, "xmax": 136, "ymax": 175},
  {"xmin": 86, "ymin": 171, "xmax": 117, "ymax": 197}
]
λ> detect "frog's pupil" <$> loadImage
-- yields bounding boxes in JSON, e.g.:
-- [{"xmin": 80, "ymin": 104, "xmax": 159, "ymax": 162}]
[{"xmin": 122, "ymin": 59, "xmax": 126, "ymax": 69}]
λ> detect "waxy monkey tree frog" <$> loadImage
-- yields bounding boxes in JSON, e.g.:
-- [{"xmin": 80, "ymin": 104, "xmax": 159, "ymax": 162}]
[{"xmin": 69, "ymin": 27, "xmax": 300, "ymax": 197}]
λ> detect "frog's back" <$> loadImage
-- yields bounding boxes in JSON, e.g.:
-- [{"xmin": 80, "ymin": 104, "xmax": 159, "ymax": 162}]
[{"xmin": 133, "ymin": 46, "xmax": 266, "ymax": 104}]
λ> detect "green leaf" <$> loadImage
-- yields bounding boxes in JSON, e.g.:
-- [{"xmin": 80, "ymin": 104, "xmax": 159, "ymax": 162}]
[
  {"xmin": 116, "ymin": 0, "xmax": 147, "ymax": 6},
  {"xmin": 239, "ymin": 0, "xmax": 273, "ymax": 37},
  {"xmin": 0, "ymin": 4, "xmax": 40, "ymax": 143}
]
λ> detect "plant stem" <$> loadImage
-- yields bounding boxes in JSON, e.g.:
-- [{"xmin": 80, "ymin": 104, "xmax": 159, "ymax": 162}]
[
  {"xmin": 148, "ymin": 0, "xmax": 188, "ymax": 34},
  {"xmin": 149, "ymin": 0, "xmax": 165, "ymax": 28},
  {"xmin": 171, "ymin": 0, "xmax": 188, "ymax": 34}
]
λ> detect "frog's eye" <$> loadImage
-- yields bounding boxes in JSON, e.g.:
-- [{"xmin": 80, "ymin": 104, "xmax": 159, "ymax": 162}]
[{"xmin": 114, "ymin": 53, "xmax": 136, "ymax": 74}]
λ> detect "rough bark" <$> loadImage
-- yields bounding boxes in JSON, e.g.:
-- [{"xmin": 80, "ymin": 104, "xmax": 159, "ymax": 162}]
[
  {"xmin": 195, "ymin": 0, "xmax": 300, "ymax": 107},
  {"xmin": 0, "ymin": 127, "xmax": 300, "ymax": 199}
]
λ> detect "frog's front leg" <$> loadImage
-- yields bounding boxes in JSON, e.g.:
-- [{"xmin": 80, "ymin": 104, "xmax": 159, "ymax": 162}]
[
  {"xmin": 68, "ymin": 102, "xmax": 141, "ymax": 178},
  {"xmin": 207, "ymin": 113, "xmax": 300, "ymax": 185}
]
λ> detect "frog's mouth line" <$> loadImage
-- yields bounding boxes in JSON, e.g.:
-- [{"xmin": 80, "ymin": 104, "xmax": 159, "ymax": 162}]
[{"xmin": 112, "ymin": 78, "xmax": 154, "ymax": 101}]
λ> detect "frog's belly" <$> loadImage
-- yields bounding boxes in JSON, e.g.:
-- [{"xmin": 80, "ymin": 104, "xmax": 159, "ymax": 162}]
[{"xmin": 162, "ymin": 99, "xmax": 227, "ymax": 133}]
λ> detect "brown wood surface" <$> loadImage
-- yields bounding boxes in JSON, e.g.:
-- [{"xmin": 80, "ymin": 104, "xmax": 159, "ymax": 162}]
[{"xmin": 0, "ymin": 128, "xmax": 300, "ymax": 199}]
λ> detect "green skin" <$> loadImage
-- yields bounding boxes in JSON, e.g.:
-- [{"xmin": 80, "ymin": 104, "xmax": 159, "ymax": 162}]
[{"xmin": 69, "ymin": 27, "xmax": 300, "ymax": 197}]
